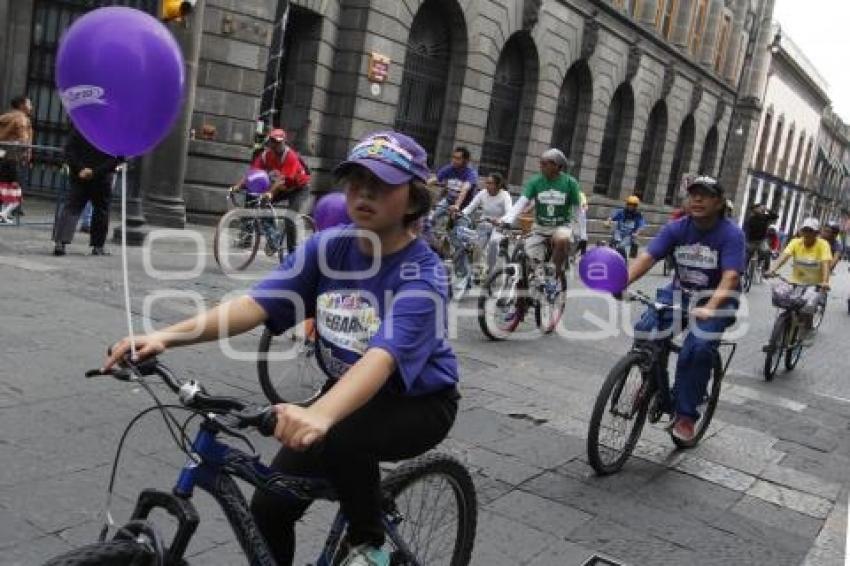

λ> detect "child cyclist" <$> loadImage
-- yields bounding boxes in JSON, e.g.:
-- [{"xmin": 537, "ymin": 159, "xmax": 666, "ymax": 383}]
[{"xmin": 104, "ymin": 131, "xmax": 460, "ymax": 566}]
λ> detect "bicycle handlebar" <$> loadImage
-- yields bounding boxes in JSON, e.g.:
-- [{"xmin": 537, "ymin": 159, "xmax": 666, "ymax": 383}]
[
  {"xmin": 86, "ymin": 359, "xmax": 278, "ymax": 437},
  {"xmin": 626, "ymin": 290, "xmax": 682, "ymax": 312},
  {"xmin": 764, "ymin": 273, "xmax": 828, "ymax": 291}
]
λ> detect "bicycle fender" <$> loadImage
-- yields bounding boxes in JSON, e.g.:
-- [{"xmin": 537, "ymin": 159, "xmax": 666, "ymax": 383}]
[{"xmin": 131, "ymin": 488, "xmax": 199, "ymax": 563}]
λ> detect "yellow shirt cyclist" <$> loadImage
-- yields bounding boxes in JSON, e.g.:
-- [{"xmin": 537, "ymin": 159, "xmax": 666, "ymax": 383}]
[{"xmin": 782, "ymin": 237, "xmax": 832, "ymax": 286}]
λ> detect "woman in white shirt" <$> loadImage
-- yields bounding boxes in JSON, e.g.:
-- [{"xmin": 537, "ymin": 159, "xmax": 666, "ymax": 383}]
[{"xmin": 455, "ymin": 172, "xmax": 513, "ymax": 279}]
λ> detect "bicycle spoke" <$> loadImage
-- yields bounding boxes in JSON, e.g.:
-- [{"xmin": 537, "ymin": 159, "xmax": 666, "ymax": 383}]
[{"xmin": 390, "ymin": 473, "xmax": 460, "ymax": 565}]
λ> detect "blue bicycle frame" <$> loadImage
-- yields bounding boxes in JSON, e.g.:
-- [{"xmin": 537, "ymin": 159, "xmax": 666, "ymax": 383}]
[{"xmin": 128, "ymin": 418, "xmax": 418, "ymax": 566}]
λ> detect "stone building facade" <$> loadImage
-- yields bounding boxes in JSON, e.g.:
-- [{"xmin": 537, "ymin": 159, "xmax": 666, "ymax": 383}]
[
  {"xmin": 0, "ymin": 0, "xmax": 775, "ymax": 231},
  {"xmin": 738, "ymin": 24, "xmax": 850, "ymax": 235}
]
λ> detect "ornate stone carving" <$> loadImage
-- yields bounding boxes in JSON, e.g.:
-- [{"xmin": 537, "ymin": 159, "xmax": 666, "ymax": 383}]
[
  {"xmin": 580, "ymin": 11, "xmax": 600, "ymax": 60},
  {"xmin": 522, "ymin": 0, "xmax": 543, "ymax": 30},
  {"xmin": 626, "ymin": 42, "xmax": 642, "ymax": 82},
  {"xmin": 661, "ymin": 63, "xmax": 676, "ymax": 99},
  {"xmin": 690, "ymin": 81, "xmax": 704, "ymax": 113}
]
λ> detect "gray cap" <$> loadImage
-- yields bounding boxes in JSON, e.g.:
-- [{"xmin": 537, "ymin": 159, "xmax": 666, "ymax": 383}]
[
  {"xmin": 800, "ymin": 217, "xmax": 820, "ymax": 231},
  {"xmin": 541, "ymin": 148, "xmax": 568, "ymax": 168}
]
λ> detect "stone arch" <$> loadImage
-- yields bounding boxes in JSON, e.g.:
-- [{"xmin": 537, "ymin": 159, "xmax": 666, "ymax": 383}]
[
  {"xmin": 550, "ymin": 60, "xmax": 592, "ymax": 173},
  {"xmin": 635, "ymin": 100, "xmax": 668, "ymax": 202},
  {"xmin": 594, "ymin": 82, "xmax": 635, "ymax": 197},
  {"xmin": 665, "ymin": 114, "xmax": 696, "ymax": 205},
  {"xmin": 394, "ymin": 0, "xmax": 468, "ymax": 165},
  {"xmin": 480, "ymin": 31, "xmax": 539, "ymax": 183},
  {"xmin": 698, "ymin": 125, "xmax": 719, "ymax": 177}
]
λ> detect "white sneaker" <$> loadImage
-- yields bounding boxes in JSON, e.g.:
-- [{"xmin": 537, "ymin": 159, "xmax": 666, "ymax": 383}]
[{"xmin": 340, "ymin": 545, "xmax": 390, "ymax": 566}]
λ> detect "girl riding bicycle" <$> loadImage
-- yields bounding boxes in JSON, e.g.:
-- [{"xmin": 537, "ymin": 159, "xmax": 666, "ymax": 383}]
[{"xmin": 105, "ymin": 131, "xmax": 459, "ymax": 566}]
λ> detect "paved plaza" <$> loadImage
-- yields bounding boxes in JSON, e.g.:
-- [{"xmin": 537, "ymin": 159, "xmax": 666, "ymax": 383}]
[{"xmin": 1, "ymin": 203, "xmax": 849, "ymax": 565}]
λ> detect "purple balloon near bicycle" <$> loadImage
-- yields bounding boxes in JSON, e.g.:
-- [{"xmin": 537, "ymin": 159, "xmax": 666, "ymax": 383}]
[
  {"xmin": 579, "ymin": 246, "xmax": 629, "ymax": 294},
  {"xmin": 313, "ymin": 192, "xmax": 351, "ymax": 231},
  {"xmin": 55, "ymin": 7, "xmax": 185, "ymax": 157},
  {"xmin": 244, "ymin": 169, "xmax": 271, "ymax": 196}
]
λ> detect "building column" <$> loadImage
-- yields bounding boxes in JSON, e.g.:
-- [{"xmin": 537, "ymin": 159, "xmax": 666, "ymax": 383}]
[
  {"xmin": 782, "ymin": 189, "xmax": 798, "ymax": 233},
  {"xmin": 699, "ymin": 0, "xmax": 724, "ymax": 67},
  {"xmin": 670, "ymin": 0, "xmax": 696, "ymax": 48},
  {"xmin": 793, "ymin": 193, "xmax": 806, "ymax": 232},
  {"xmin": 141, "ymin": 5, "xmax": 207, "ymax": 228},
  {"xmin": 723, "ymin": 0, "xmax": 748, "ymax": 83},
  {"xmin": 764, "ymin": 182, "xmax": 776, "ymax": 209},
  {"xmin": 637, "ymin": 0, "xmax": 659, "ymax": 27}
]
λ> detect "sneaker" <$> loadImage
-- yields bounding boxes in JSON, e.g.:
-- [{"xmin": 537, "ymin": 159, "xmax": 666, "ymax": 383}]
[
  {"xmin": 91, "ymin": 246, "xmax": 111, "ymax": 256},
  {"xmin": 340, "ymin": 544, "xmax": 390, "ymax": 566},
  {"xmin": 53, "ymin": 243, "xmax": 66, "ymax": 256},
  {"xmin": 670, "ymin": 415, "xmax": 696, "ymax": 443}
]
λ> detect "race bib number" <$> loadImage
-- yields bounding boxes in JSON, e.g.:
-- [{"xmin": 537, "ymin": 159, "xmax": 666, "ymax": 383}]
[
  {"xmin": 317, "ymin": 291, "xmax": 381, "ymax": 355},
  {"xmin": 674, "ymin": 244, "xmax": 718, "ymax": 270}
]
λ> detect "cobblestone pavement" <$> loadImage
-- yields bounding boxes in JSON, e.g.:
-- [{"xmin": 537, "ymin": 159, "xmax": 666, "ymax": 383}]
[{"xmin": 1, "ymin": 203, "xmax": 848, "ymax": 565}]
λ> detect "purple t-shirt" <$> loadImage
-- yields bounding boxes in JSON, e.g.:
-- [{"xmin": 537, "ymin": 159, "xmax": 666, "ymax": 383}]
[
  {"xmin": 647, "ymin": 217, "xmax": 746, "ymax": 292},
  {"xmin": 437, "ymin": 164, "xmax": 479, "ymax": 208},
  {"xmin": 250, "ymin": 226, "xmax": 459, "ymax": 396}
]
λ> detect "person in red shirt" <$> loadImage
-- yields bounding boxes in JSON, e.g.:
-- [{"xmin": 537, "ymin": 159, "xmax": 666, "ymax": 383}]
[{"xmin": 249, "ymin": 128, "xmax": 311, "ymax": 253}]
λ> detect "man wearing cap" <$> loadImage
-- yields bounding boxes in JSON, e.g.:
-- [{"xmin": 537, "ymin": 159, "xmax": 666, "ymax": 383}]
[
  {"xmin": 743, "ymin": 201, "xmax": 779, "ymax": 274},
  {"xmin": 500, "ymin": 148, "xmax": 581, "ymax": 289},
  {"xmin": 766, "ymin": 217, "xmax": 832, "ymax": 345},
  {"xmin": 623, "ymin": 176, "xmax": 745, "ymax": 442},
  {"xmin": 605, "ymin": 195, "xmax": 646, "ymax": 260},
  {"xmin": 251, "ymin": 128, "xmax": 311, "ymax": 253}
]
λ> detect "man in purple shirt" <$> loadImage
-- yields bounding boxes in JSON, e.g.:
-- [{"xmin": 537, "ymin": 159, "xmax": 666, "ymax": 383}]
[
  {"xmin": 623, "ymin": 176, "xmax": 745, "ymax": 442},
  {"xmin": 428, "ymin": 146, "xmax": 479, "ymax": 229}
]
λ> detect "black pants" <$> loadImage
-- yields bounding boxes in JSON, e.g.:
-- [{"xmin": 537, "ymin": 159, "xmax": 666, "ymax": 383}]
[
  {"xmin": 54, "ymin": 177, "xmax": 112, "ymax": 247},
  {"xmin": 250, "ymin": 387, "xmax": 458, "ymax": 566}
]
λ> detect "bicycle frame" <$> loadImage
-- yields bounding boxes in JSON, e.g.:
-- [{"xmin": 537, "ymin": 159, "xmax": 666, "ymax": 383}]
[{"xmin": 130, "ymin": 418, "xmax": 418, "ymax": 566}]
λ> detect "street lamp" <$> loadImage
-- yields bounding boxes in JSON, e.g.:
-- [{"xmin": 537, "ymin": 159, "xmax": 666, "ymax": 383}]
[{"xmin": 769, "ymin": 27, "xmax": 782, "ymax": 54}]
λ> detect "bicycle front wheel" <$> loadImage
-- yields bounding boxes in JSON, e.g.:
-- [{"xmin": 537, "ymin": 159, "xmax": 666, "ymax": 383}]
[
  {"xmin": 763, "ymin": 314, "xmax": 788, "ymax": 381},
  {"xmin": 587, "ymin": 351, "xmax": 651, "ymax": 475},
  {"xmin": 812, "ymin": 296, "xmax": 826, "ymax": 330},
  {"xmin": 214, "ymin": 210, "xmax": 260, "ymax": 272},
  {"xmin": 477, "ymin": 267, "xmax": 523, "ymax": 340},
  {"xmin": 382, "ymin": 454, "xmax": 477, "ymax": 566},
  {"xmin": 535, "ymin": 276, "xmax": 566, "ymax": 334},
  {"xmin": 257, "ymin": 324, "xmax": 325, "ymax": 405},
  {"xmin": 43, "ymin": 541, "xmax": 155, "ymax": 566},
  {"xmin": 278, "ymin": 213, "xmax": 317, "ymax": 262},
  {"xmin": 784, "ymin": 323, "xmax": 804, "ymax": 371}
]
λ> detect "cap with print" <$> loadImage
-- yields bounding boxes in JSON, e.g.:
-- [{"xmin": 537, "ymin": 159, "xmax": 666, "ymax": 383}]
[
  {"xmin": 686, "ymin": 175, "xmax": 723, "ymax": 196},
  {"xmin": 334, "ymin": 131, "xmax": 431, "ymax": 185}
]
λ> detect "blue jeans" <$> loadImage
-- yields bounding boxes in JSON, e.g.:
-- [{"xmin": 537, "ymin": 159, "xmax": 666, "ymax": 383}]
[{"xmin": 634, "ymin": 286, "xmax": 736, "ymax": 419}]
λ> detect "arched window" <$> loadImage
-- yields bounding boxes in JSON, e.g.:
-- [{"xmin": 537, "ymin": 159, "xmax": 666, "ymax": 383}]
[
  {"xmin": 551, "ymin": 61, "xmax": 592, "ymax": 170},
  {"xmin": 790, "ymin": 132, "xmax": 805, "ymax": 183},
  {"xmin": 754, "ymin": 112, "xmax": 772, "ymax": 171},
  {"xmin": 481, "ymin": 35, "xmax": 528, "ymax": 178},
  {"xmin": 635, "ymin": 101, "xmax": 668, "ymax": 201},
  {"xmin": 765, "ymin": 118, "xmax": 784, "ymax": 174},
  {"xmin": 395, "ymin": 0, "xmax": 456, "ymax": 162},
  {"xmin": 665, "ymin": 115, "xmax": 696, "ymax": 205},
  {"xmin": 594, "ymin": 83, "xmax": 635, "ymax": 196},
  {"xmin": 778, "ymin": 126, "xmax": 795, "ymax": 179},
  {"xmin": 698, "ymin": 125, "xmax": 719, "ymax": 177}
]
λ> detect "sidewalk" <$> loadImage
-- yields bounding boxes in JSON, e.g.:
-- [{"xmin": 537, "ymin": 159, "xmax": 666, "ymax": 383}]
[{"xmin": 1, "ymin": 202, "xmax": 848, "ymax": 565}]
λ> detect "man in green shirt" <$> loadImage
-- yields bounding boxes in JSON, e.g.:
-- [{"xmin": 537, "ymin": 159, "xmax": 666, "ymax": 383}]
[{"xmin": 500, "ymin": 148, "xmax": 581, "ymax": 287}]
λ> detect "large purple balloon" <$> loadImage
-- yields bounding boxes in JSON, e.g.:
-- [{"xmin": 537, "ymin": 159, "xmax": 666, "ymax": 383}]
[
  {"xmin": 579, "ymin": 246, "xmax": 629, "ymax": 294},
  {"xmin": 56, "ymin": 7, "xmax": 185, "ymax": 157},
  {"xmin": 314, "ymin": 193, "xmax": 351, "ymax": 231},
  {"xmin": 244, "ymin": 169, "xmax": 271, "ymax": 195}
]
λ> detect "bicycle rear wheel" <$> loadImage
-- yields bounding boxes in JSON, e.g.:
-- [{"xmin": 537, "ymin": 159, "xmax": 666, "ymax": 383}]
[
  {"xmin": 214, "ymin": 210, "xmax": 260, "ymax": 272},
  {"xmin": 43, "ymin": 541, "xmax": 155, "ymax": 566},
  {"xmin": 477, "ymin": 267, "xmax": 524, "ymax": 340},
  {"xmin": 257, "ymin": 323, "xmax": 325, "ymax": 405},
  {"xmin": 763, "ymin": 314, "xmax": 788, "ymax": 381},
  {"xmin": 812, "ymin": 296, "xmax": 826, "ymax": 330},
  {"xmin": 587, "ymin": 351, "xmax": 651, "ymax": 475},
  {"xmin": 743, "ymin": 258, "xmax": 755, "ymax": 292},
  {"xmin": 278, "ymin": 213, "xmax": 317, "ymax": 262},
  {"xmin": 670, "ymin": 353, "xmax": 723, "ymax": 449},
  {"xmin": 381, "ymin": 454, "xmax": 477, "ymax": 566},
  {"xmin": 535, "ymin": 275, "xmax": 566, "ymax": 334}
]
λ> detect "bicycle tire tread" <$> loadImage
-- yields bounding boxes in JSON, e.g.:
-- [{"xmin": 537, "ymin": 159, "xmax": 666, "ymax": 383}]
[{"xmin": 43, "ymin": 541, "xmax": 153, "ymax": 566}]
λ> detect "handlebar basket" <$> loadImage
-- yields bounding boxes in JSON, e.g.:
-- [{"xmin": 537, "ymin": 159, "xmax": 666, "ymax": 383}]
[{"xmin": 771, "ymin": 281, "xmax": 805, "ymax": 309}]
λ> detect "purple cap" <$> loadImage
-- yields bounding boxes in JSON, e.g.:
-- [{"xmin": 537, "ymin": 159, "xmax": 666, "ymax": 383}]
[{"xmin": 334, "ymin": 131, "xmax": 431, "ymax": 185}]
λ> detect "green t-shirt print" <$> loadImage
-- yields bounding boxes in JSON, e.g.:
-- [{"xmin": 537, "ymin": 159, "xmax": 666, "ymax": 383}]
[{"xmin": 521, "ymin": 172, "xmax": 581, "ymax": 228}]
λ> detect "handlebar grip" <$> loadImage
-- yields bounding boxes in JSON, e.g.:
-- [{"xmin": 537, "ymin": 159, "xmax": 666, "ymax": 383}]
[{"xmin": 258, "ymin": 409, "xmax": 277, "ymax": 437}]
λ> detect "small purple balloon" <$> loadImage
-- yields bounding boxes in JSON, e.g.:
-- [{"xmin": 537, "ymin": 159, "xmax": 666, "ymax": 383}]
[
  {"xmin": 56, "ymin": 7, "xmax": 185, "ymax": 157},
  {"xmin": 578, "ymin": 246, "xmax": 629, "ymax": 294},
  {"xmin": 244, "ymin": 169, "xmax": 271, "ymax": 195},
  {"xmin": 313, "ymin": 193, "xmax": 351, "ymax": 231}
]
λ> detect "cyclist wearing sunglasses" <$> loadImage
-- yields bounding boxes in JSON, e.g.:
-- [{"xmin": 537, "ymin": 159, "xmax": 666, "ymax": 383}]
[
  {"xmin": 620, "ymin": 177, "xmax": 745, "ymax": 442},
  {"xmin": 499, "ymin": 148, "xmax": 581, "ymax": 289}
]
